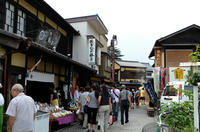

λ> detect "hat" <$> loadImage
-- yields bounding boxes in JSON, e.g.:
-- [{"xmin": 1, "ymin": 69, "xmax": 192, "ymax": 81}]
[{"xmin": 121, "ymin": 85, "xmax": 126, "ymax": 89}]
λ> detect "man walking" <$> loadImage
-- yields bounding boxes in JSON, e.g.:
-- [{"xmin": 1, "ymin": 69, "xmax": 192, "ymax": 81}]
[
  {"xmin": 119, "ymin": 85, "xmax": 131, "ymax": 125},
  {"xmin": 6, "ymin": 84, "xmax": 36, "ymax": 132},
  {"xmin": 111, "ymin": 84, "xmax": 120, "ymax": 121}
]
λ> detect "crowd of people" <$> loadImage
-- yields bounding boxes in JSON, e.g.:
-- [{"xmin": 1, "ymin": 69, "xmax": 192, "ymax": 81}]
[
  {"xmin": 0, "ymin": 82, "xmax": 146, "ymax": 132},
  {"xmin": 75, "ymin": 82, "xmax": 146, "ymax": 132}
]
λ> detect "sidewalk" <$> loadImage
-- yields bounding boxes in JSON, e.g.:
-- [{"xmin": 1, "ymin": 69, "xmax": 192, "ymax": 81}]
[{"xmin": 55, "ymin": 105, "xmax": 155, "ymax": 132}]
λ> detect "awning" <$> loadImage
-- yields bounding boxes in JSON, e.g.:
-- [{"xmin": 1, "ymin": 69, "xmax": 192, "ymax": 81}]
[{"xmin": 0, "ymin": 29, "xmax": 24, "ymax": 49}]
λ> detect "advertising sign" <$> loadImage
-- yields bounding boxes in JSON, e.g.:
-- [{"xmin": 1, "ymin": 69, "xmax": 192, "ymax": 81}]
[
  {"xmin": 88, "ymin": 38, "xmax": 96, "ymax": 65},
  {"xmin": 169, "ymin": 67, "xmax": 190, "ymax": 82}
]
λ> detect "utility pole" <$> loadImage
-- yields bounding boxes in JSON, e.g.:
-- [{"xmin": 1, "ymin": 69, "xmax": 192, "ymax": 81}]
[{"xmin": 111, "ymin": 35, "xmax": 117, "ymax": 83}]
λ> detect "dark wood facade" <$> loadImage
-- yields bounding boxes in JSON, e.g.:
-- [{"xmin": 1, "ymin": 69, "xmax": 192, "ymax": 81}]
[{"xmin": 0, "ymin": 0, "xmax": 95, "ymax": 108}]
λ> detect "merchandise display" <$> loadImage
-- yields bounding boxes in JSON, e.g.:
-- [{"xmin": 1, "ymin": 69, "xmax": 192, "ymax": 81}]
[{"xmin": 35, "ymin": 102, "xmax": 73, "ymax": 119}]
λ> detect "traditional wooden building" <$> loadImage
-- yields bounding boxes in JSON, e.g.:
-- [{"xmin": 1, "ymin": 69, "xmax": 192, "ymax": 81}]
[
  {"xmin": 148, "ymin": 24, "xmax": 200, "ymax": 83},
  {"xmin": 99, "ymin": 35, "xmax": 112, "ymax": 83},
  {"xmin": 0, "ymin": 0, "xmax": 96, "ymax": 107},
  {"xmin": 115, "ymin": 60, "xmax": 147, "ymax": 89}
]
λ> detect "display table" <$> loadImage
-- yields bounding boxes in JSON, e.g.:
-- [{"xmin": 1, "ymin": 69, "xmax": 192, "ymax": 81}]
[{"xmin": 52, "ymin": 114, "xmax": 75, "ymax": 125}]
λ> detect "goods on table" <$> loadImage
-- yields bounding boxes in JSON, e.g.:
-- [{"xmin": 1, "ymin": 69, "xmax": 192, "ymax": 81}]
[{"xmin": 35, "ymin": 102, "xmax": 73, "ymax": 119}]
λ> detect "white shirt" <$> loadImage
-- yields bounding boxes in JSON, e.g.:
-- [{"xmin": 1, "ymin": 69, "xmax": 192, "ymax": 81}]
[
  {"xmin": 111, "ymin": 89, "xmax": 120, "ymax": 103},
  {"xmin": 74, "ymin": 90, "xmax": 79, "ymax": 102},
  {"xmin": 6, "ymin": 93, "xmax": 36, "ymax": 132},
  {"xmin": 80, "ymin": 91, "xmax": 89, "ymax": 112},
  {"xmin": 0, "ymin": 93, "xmax": 4, "ymax": 106}
]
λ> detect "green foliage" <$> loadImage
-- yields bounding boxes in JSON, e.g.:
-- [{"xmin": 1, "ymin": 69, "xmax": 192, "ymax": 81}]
[
  {"xmin": 161, "ymin": 101, "xmax": 194, "ymax": 131},
  {"xmin": 107, "ymin": 45, "xmax": 124, "ymax": 60},
  {"xmin": 161, "ymin": 90, "xmax": 200, "ymax": 132},
  {"xmin": 186, "ymin": 45, "xmax": 200, "ymax": 86},
  {"xmin": 189, "ymin": 45, "xmax": 200, "ymax": 62}
]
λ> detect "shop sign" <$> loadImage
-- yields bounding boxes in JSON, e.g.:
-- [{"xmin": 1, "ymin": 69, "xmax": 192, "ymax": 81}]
[
  {"xmin": 26, "ymin": 71, "xmax": 54, "ymax": 83},
  {"xmin": 36, "ymin": 28, "xmax": 61, "ymax": 50},
  {"xmin": 88, "ymin": 38, "xmax": 96, "ymax": 65},
  {"xmin": 169, "ymin": 67, "xmax": 190, "ymax": 82}
]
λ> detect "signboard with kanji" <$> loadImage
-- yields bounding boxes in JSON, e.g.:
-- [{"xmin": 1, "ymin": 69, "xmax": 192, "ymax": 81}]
[{"xmin": 169, "ymin": 67, "xmax": 190, "ymax": 82}]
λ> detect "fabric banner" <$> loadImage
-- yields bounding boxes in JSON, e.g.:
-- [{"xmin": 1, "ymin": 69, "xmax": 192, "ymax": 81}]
[
  {"xmin": 153, "ymin": 67, "xmax": 160, "ymax": 95},
  {"xmin": 144, "ymin": 82, "xmax": 157, "ymax": 104},
  {"xmin": 160, "ymin": 68, "xmax": 166, "ymax": 96}
]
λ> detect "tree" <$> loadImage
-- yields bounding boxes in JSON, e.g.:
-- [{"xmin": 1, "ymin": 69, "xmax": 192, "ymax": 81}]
[{"xmin": 107, "ymin": 45, "xmax": 124, "ymax": 60}]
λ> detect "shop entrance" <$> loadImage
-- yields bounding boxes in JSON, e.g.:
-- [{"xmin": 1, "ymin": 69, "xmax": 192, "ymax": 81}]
[{"xmin": 26, "ymin": 81, "xmax": 53, "ymax": 104}]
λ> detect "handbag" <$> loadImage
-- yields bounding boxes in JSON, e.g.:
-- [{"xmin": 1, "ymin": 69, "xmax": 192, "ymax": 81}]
[{"xmin": 84, "ymin": 105, "xmax": 88, "ymax": 113}]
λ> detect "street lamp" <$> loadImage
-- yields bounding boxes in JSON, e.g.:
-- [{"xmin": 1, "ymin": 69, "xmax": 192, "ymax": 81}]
[{"xmin": 111, "ymin": 35, "xmax": 117, "ymax": 83}]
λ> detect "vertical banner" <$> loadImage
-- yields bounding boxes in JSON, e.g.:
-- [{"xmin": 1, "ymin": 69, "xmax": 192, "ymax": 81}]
[
  {"xmin": 160, "ymin": 68, "xmax": 166, "ymax": 96},
  {"xmin": 153, "ymin": 67, "xmax": 160, "ymax": 96},
  {"xmin": 88, "ymin": 38, "xmax": 96, "ymax": 65}
]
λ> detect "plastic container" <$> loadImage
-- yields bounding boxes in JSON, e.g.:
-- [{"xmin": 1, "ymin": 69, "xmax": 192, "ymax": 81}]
[{"xmin": 34, "ymin": 111, "xmax": 49, "ymax": 132}]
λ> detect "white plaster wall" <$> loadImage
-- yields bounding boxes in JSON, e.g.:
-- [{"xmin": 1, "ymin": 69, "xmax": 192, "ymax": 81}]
[
  {"xmin": 70, "ymin": 22, "xmax": 102, "ymax": 72},
  {"xmin": 87, "ymin": 23, "xmax": 100, "ymax": 41},
  {"xmin": 70, "ymin": 22, "xmax": 89, "ymax": 66}
]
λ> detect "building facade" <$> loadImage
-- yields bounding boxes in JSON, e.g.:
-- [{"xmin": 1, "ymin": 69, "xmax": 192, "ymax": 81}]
[
  {"xmin": 115, "ymin": 60, "xmax": 147, "ymax": 89},
  {"xmin": 99, "ymin": 35, "xmax": 112, "ymax": 82},
  {"xmin": 148, "ymin": 24, "xmax": 200, "ymax": 83},
  {"xmin": 0, "ymin": 0, "xmax": 95, "ymax": 107},
  {"xmin": 66, "ymin": 15, "xmax": 108, "ymax": 73}
]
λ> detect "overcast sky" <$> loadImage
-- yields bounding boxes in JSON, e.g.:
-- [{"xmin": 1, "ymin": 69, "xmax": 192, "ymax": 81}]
[{"xmin": 45, "ymin": 0, "xmax": 200, "ymax": 64}]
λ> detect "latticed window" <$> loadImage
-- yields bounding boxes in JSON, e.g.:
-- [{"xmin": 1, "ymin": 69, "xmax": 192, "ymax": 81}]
[
  {"xmin": 17, "ymin": 9, "xmax": 26, "ymax": 36},
  {"xmin": 4, "ymin": 2, "xmax": 14, "ymax": 33}
]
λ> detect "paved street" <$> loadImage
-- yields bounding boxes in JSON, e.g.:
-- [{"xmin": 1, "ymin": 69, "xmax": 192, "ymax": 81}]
[{"xmin": 55, "ymin": 105, "xmax": 155, "ymax": 132}]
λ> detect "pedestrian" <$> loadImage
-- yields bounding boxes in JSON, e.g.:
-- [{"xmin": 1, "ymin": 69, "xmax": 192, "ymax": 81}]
[
  {"xmin": 87, "ymin": 85, "xmax": 99, "ymax": 132},
  {"xmin": 119, "ymin": 85, "xmax": 131, "ymax": 125},
  {"xmin": 140, "ymin": 88, "xmax": 146, "ymax": 105},
  {"xmin": 111, "ymin": 84, "xmax": 120, "ymax": 121},
  {"xmin": 74, "ymin": 85, "xmax": 80, "ymax": 103},
  {"xmin": 131, "ymin": 89, "xmax": 135, "ymax": 109},
  {"xmin": 50, "ymin": 84, "xmax": 59, "ymax": 107},
  {"xmin": 127, "ymin": 88, "xmax": 133, "ymax": 110},
  {"xmin": 6, "ymin": 83, "xmax": 36, "ymax": 132},
  {"xmin": 98, "ymin": 85, "xmax": 112, "ymax": 132},
  {"xmin": 135, "ymin": 88, "xmax": 140, "ymax": 107},
  {"xmin": 80, "ymin": 86, "xmax": 90, "ymax": 129},
  {"xmin": 0, "ymin": 83, "xmax": 4, "ymax": 132}
]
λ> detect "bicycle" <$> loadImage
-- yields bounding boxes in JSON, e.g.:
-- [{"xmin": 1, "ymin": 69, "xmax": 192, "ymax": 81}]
[{"xmin": 142, "ymin": 112, "xmax": 169, "ymax": 132}]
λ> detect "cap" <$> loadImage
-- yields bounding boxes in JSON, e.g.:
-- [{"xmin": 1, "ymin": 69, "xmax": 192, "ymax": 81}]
[{"xmin": 121, "ymin": 85, "xmax": 126, "ymax": 88}]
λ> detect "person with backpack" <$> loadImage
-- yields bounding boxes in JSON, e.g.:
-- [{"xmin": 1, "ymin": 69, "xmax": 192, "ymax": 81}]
[
  {"xmin": 119, "ymin": 85, "xmax": 131, "ymax": 125},
  {"xmin": 111, "ymin": 84, "xmax": 120, "ymax": 122},
  {"xmin": 135, "ymin": 88, "xmax": 140, "ymax": 107}
]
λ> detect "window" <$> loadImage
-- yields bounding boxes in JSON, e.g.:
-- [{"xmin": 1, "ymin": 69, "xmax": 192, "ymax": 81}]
[
  {"xmin": 4, "ymin": 2, "xmax": 14, "ymax": 33},
  {"xmin": 17, "ymin": 9, "xmax": 26, "ymax": 36}
]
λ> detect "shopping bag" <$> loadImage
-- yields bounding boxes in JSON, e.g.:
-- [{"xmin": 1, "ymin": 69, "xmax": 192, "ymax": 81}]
[{"xmin": 109, "ymin": 115, "xmax": 113, "ymax": 125}]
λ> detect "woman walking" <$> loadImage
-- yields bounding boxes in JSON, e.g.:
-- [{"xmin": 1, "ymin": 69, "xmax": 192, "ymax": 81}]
[
  {"xmin": 98, "ymin": 85, "xmax": 112, "ymax": 132},
  {"xmin": 87, "ymin": 85, "xmax": 99, "ymax": 132}
]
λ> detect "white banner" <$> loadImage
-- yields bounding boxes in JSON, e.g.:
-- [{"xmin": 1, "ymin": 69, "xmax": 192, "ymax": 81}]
[
  {"xmin": 88, "ymin": 38, "xmax": 96, "ymax": 65},
  {"xmin": 169, "ymin": 67, "xmax": 190, "ymax": 82},
  {"xmin": 26, "ymin": 71, "xmax": 54, "ymax": 83}
]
